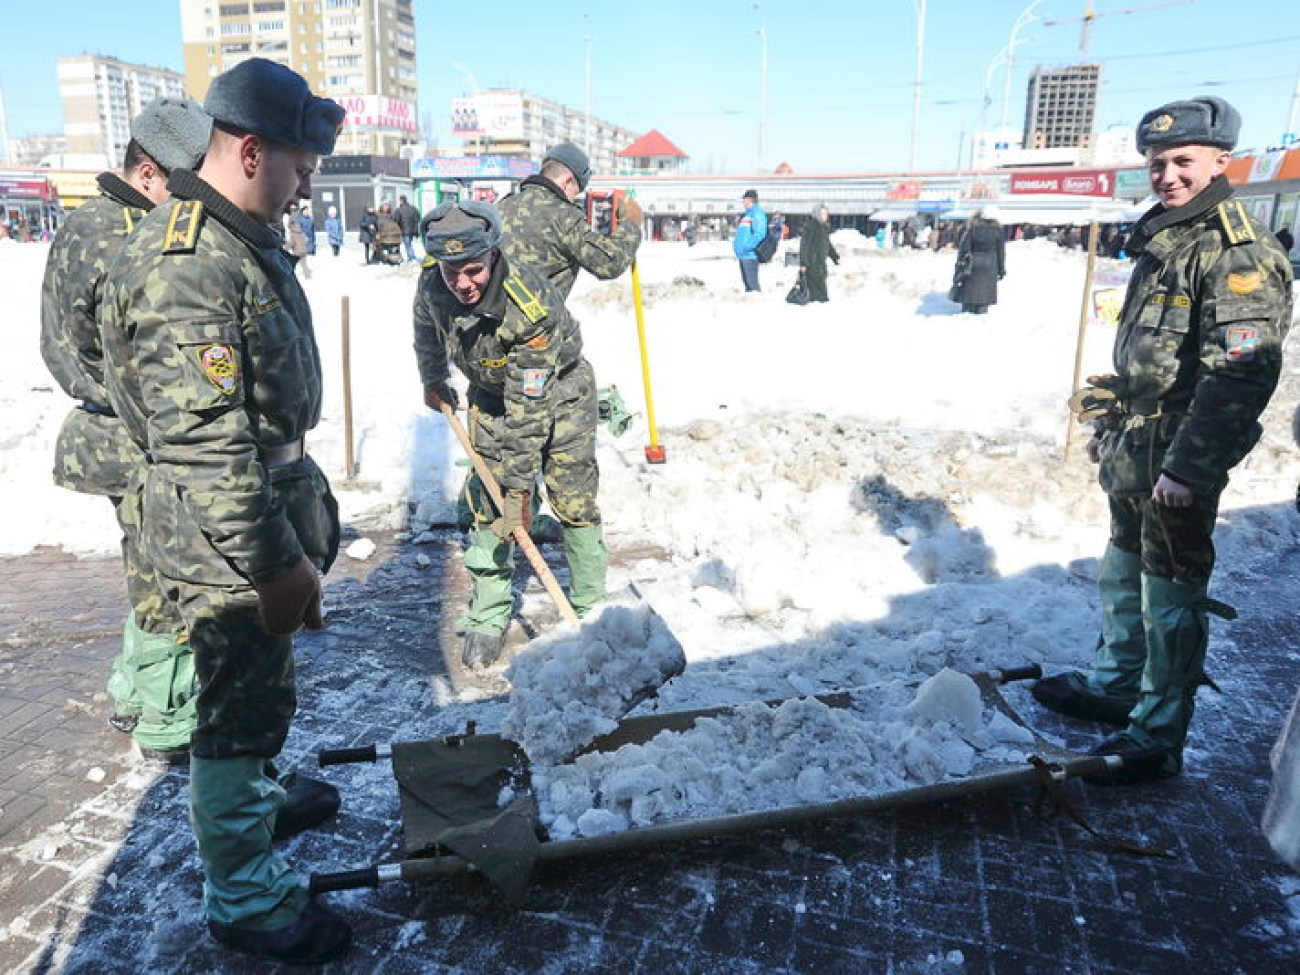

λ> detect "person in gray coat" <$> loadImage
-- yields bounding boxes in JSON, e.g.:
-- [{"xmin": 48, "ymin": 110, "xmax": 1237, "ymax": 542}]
[{"xmin": 951, "ymin": 208, "xmax": 1006, "ymax": 314}]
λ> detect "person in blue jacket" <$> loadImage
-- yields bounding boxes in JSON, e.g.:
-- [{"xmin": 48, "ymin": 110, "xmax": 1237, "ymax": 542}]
[
  {"xmin": 733, "ymin": 189, "xmax": 767, "ymax": 292},
  {"xmin": 324, "ymin": 205, "xmax": 343, "ymax": 256}
]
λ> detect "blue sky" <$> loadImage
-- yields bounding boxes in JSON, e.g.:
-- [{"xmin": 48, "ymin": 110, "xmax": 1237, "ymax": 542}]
[{"xmin": 3, "ymin": 0, "xmax": 1297, "ymax": 173}]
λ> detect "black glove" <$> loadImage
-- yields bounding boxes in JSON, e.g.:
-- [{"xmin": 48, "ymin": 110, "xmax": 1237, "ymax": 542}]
[{"xmin": 424, "ymin": 380, "xmax": 460, "ymax": 412}]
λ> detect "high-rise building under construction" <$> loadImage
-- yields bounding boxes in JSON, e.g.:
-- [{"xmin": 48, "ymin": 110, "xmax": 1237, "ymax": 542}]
[{"xmin": 1023, "ymin": 63, "xmax": 1101, "ymax": 149}]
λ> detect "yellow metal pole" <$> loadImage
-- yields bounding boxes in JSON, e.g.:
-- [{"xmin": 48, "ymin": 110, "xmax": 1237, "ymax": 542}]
[{"xmin": 631, "ymin": 259, "xmax": 666, "ymax": 464}]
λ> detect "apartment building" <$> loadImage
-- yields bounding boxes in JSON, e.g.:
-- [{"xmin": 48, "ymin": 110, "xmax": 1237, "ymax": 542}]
[
  {"xmin": 57, "ymin": 55, "xmax": 187, "ymax": 168},
  {"xmin": 1023, "ymin": 63, "xmax": 1101, "ymax": 150},
  {"xmin": 179, "ymin": 0, "xmax": 418, "ymax": 156},
  {"xmin": 451, "ymin": 89, "xmax": 640, "ymax": 174}
]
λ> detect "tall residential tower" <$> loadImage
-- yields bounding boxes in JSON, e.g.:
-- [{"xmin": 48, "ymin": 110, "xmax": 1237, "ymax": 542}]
[
  {"xmin": 57, "ymin": 55, "xmax": 187, "ymax": 168},
  {"xmin": 179, "ymin": 0, "xmax": 418, "ymax": 156}
]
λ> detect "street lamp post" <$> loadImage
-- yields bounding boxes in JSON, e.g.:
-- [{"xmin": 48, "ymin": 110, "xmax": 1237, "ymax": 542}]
[
  {"xmin": 999, "ymin": 0, "xmax": 1044, "ymax": 133},
  {"xmin": 908, "ymin": 0, "xmax": 927, "ymax": 174},
  {"xmin": 754, "ymin": 3, "xmax": 767, "ymax": 172}
]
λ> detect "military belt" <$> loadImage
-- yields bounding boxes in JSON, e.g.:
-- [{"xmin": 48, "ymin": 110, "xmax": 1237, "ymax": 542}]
[
  {"xmin": 1121, "ymin": 395, "xmax": 1189, "ymax": 417},
  {"xmin": 79, "ymin": 400, "xmax": 116, "ymax": 417},
  {"xmin": 261, "ymin": 439, "xmax": 306, "ymax": 468}
]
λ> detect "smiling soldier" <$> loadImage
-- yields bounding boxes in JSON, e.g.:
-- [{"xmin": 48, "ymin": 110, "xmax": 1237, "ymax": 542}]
[{"xmin": 1033, "ymin": 97, "xmax": 1293, "ymax": 784}]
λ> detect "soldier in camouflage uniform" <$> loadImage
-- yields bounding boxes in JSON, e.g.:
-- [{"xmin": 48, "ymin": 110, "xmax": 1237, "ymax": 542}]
[
  {"xmin": 99, "ymin": 59, "xmax": 351, "ymax": 964},
  {"xmin": 1033, "ymin": 97, "xmax": 1293, "ymax": 784},
  {"xmin": 494, "ymin": 142, "xmax": 642, "ymax": 641},
  {"xmin": 414, "ymin": 201, "xmax": 602, "ymax": 668},
  {"xmin": 498, "ymin": 140, "xmax": 643, "ymax": 299},
  {"xmin": 40, "ymin": 97, "xmax": 211, "ymax": 763}
]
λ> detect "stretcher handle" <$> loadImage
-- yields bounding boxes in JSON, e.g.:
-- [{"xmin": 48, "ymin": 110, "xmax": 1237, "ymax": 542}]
[
  {"xmin": 310, "ymin": 867, "xmax": 380, "ymax": 893},
  {"xmin": 438, "ymin": 403, "xmax": 580, "ymax": 624},
  {"xmin": 985, "ymin": 664, "xmax": 1043, "ymax": 684},
  {"xmin": 318, "ymin": 745, "xmax": 379, "ymax": 766}
]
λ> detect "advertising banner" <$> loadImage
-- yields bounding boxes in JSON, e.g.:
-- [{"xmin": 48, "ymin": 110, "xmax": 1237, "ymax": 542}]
[
  {"xmin": 337, "ymin": 95, "xmax": 417, "ymax": 132},
  {"xmin": 1010, "ymin": 169, "xmax": 1115, "ymax": 197}
]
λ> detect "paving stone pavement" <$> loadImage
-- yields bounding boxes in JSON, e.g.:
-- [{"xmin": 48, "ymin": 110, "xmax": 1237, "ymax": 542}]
[{"xmin": 2, "ymin": 530, "xmax": 1299, "ymax": 974}]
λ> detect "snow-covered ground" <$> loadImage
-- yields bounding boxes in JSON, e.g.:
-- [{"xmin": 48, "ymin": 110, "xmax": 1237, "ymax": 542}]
[{"xmin": 7, "ymin": 227, "xmax": 1300, "ymax": 831}]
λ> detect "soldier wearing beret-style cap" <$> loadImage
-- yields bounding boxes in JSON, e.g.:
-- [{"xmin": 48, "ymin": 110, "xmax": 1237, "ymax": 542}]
[
  {"xmin": 1032, "ymin": 97, "xmax": 1293, "ymax": 786},
  {"xmin": 39, "ymin": 95, "xmax": 213, "ymax": 778},
  {"xmin": 98, "ymin": 59, "xmax": 352, "ymax": 965}
]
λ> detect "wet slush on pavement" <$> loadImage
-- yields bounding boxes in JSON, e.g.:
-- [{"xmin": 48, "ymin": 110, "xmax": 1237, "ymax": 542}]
[{"xmin": 2, "ymin": 530, "xmax": 1299, "ymax": 974}]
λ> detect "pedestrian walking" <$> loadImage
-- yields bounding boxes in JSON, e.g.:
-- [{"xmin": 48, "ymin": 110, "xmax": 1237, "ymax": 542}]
[
  {"xmin": 325, "ymin": 204, "xmax": 343, "ymax": 256},
  {"xmin": 950, "ymin": 208, "xmax": 1005, "ymax": 314},
  {"xmin": 733, "ymin": 189, "xmax": 767, "ymax": 292},
  {"xmin": 395, "ymin": 194, "xmax": 420, "ymax": 261},
  {"xmin": 798, "ymin": 203, "xmax": 840, "ymax": 302}
]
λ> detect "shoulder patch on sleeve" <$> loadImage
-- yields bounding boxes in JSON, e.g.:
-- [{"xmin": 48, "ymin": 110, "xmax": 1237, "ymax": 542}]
[
  {"xmin": 1215, "ymin": 200, "xmax": 1256, "ymax": 246},
  {"xmin": 162, "ymin": 200, "xmax": 205, "ymax": 254},
  {"xmin": 503, "ymin": 274, "xmax": 548, "ymax": 324},
  {"xmin": 421, "ymin": 254, "xmax": 438, "ymax": 270}
]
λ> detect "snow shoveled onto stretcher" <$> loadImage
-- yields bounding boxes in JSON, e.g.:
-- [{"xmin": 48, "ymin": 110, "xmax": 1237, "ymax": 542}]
[
  {"xmin": 501, "ymin": 597, "xmax": 687, "ymax": 766},
  {"xmin": 522, "ymin": 667, "xmax": 1037, "ymax": 841}
]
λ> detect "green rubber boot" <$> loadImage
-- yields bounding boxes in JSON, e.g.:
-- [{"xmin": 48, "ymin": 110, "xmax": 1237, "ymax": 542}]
[
  {"xmin": 1090, "ymin": 544, "xmax": 1148, "ymax": 700},
  {"xmin": 1031, "ymin": 545, "xmax": 1144, "ymax": 725},
  {"xmin": 106, "ymin": 614, "xmax": 146, "ymax": 730},
  {"xmin": 460, "ymin": 528, "xmax": 514, "ymax": 633},
  {"xmin": 1125, "ymin": 573, "xmax": 1213, "ymax": 765},
  {"xmin": 563, "ymin": 525, "xmax": 608, "ymax": 619},
  {"xmin": 129, "ymin": 624, "xmax": 198, "ymax": 753},
  {"xmin": 190, "ymin": 756, "xmax": 309, "ymax": 929}
]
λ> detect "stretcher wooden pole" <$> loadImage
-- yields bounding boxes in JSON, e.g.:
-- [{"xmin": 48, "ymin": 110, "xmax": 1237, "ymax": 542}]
[
  {"xmin": 341, "ymin": 296, "xmax": 356, "ymax": 479},
  {"xmin": 439, "ymin": 404, "xmax": 579, "ymax": 624},
  {"xmin": 1064, "ymin": 220, "xmax": 1100, "ymax": 461}
]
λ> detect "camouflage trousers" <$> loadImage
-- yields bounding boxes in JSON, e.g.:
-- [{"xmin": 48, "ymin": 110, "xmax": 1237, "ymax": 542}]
[
  {"xmin": 464, "ymin": 358, "xmax": 601, "ymax": 528},
  {"xmin": 1107, "ymin": 491, "xmax": 1221, "ymax": 587}
]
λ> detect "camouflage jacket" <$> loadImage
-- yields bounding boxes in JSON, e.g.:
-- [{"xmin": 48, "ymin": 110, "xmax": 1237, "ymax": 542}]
[
  {"xmin": 40, "ymin": 173, "xmax": 152, "ymax": 494},
  {"xmin": 100, "ymin": 169, "xmax": 331, "ymax": 584},
  {"xmin": 498, "ymin": 176, "xmax": 640, "ymax": 298},
  {"xmin": 1099, "ymin": 177, "xmax": 1293, "ymax": 496},
  {"xmin": 413, "ymin": 255, "xmax": 585, "ymax": 492}
]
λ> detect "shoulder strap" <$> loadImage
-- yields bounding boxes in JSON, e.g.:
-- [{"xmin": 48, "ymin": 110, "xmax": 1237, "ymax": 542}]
[
  {"xmin": 1215, "ymin": 200, "xmax": 1256, "ymax": 246},
  {"xmin": 162, "ymin": 200, "xmax": 205, "ymax": 254},
  {"xmin": 503, "ymin": 274, "xmax": 548, "ymax": 323}
]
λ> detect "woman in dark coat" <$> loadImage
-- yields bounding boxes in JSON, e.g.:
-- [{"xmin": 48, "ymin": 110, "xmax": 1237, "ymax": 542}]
[
  {"xmin": 798, "ymin": 203, "xmax": 840, "ymax": 302},
  {"xmin": 952, "ymin": 208, "xmax": 1006, "ymax": 314}
]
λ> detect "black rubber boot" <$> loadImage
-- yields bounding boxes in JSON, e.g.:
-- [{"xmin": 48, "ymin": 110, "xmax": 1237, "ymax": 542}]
[
  {"xmin": 273, "ymin": 774, "xmax": 341, "ymax": 841},
  {"xmin": 1082, "ymin": 730, "xmax": 1180, "ymax": 786},
  {"xmin": 208, "ymin": 900, "xmax": 352, "ymax": 965},
  {"xmin": 462, "ymin": 629, "xmax": 507, "ymax": 669},
  {"xmin": 1030, "ymin": 672, "xmax": 1136, "ymax": 726},
  {"xmin": 138, "ymin": 744, "xmax": 191, "ymax": 767}
]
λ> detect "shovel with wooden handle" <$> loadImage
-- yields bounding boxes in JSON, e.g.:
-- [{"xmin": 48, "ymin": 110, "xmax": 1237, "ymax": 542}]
[{"xmin": 438, "ymin": 403, "xmax": 580, "ymax": 624}]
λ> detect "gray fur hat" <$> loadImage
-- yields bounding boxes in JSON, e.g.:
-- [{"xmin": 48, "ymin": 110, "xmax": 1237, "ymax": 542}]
[
  {"xmin": 1136, "ymin": 97, "xmax": 1240, "ymax": 153},
  {"xmin": 204, "ymin": 57, "xmax": 345, "ymax": 155},
  {"xmin": 543, "ymin": 141, "xmax": 591, "ymax": 191},
  {"xmin": 420, "ymin": 200, "xmax": 502, "ymax": 262},
  {"xmin": 130, "ymin": 97, "xmax": 212, "ymax": 173}
]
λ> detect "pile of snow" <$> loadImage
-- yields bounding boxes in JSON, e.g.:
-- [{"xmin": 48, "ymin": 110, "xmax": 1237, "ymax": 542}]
[
  {"xmin": 530, "ymin": 668, "xmax": 1037, "ymax": 840},
  {"xmin": 501, "ymin": 600, "xmax": 687, "ymax": 766}
]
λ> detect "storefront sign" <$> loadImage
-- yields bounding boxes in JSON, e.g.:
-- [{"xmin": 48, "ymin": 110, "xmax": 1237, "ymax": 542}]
[
  {"xmin": 337, "ymin": 95, "xmax": 416, "ymax": 132},
  {"xmin": 1010, "ymin": 169, "xmax": 1114, "ymax": 197},
  {"xmin": 411, "ymin": 156, "xmax": 536, "ymax": 180}
]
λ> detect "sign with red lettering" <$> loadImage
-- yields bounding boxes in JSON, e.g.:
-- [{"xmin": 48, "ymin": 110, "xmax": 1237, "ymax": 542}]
[
  {"xmin": 337, "ymin": 95, "xmax": 416, "ymax": 132},
  {"xmin": 1010, "ymin": 169, "xmax": 1114, "ymax": 197}
]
